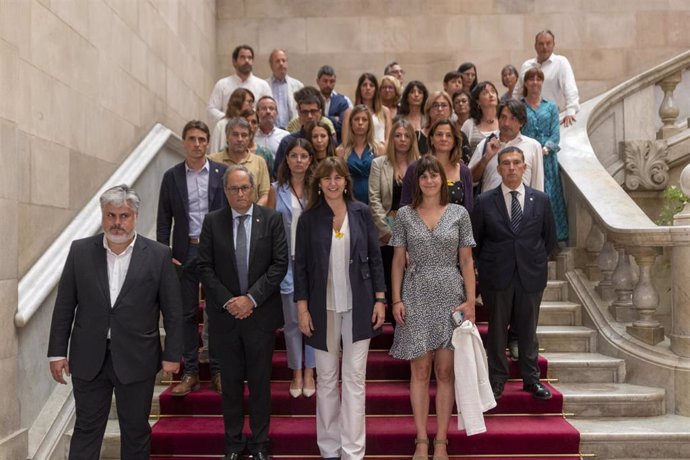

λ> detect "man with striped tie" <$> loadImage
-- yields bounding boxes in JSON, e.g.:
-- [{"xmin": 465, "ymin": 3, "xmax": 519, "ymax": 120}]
[{"xmin": 471, "ymin": 146, "xmax": 556, "ymax": 401}]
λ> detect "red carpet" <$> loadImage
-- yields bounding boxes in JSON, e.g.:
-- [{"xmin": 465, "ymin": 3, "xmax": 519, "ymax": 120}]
[{"xmin": 155, "ymin": 309, "xmax": 581, "ymax": 458}]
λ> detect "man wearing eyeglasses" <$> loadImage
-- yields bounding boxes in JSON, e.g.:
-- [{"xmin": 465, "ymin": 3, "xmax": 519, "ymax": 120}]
[
  {"xmin": 272, "ymin": 91, "xmax": 327, "ymax": 176},
  {"xmin": 199, "ymin": 164, "xmax": 288, "ymax": 460},
  {"xmin": 209, "ymin": 117, "xmax": 271, "ymax": 206}
]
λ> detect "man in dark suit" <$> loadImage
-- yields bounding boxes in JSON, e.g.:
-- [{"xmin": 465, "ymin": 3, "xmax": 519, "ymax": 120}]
[
  {"xmin": 48, "ymin": 184, "xmax": 183, "ymax": 460},
  {"xmin": 472, "ymin": 146, "xmax": 556, "ymax": 401},
  {"xmin": 316, "ymin": 65, "xmax": 352, "ymax": 144},
  {"xmin": 198, "ymin": 165, "xmax": 288, "ymax": 460},
  {"xmin": 157, "ymin": 120, "xmax": 228, "ymax": 396}
]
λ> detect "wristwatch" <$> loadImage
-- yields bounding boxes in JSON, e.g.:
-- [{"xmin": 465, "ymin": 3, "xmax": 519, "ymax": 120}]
[{"xmin": 375, "ymin": 297, "xmax": 387, "ymax": 305}]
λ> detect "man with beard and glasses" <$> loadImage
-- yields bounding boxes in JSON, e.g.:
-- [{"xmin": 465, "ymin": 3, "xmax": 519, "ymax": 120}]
[
  {"xmin": 48, "ymin": 184, "xmax": 183, "ymax": 460},
  {"xmin": 254, "ymin": 96, "xmax": 290, "ymax": 157},
  {"xmin": 208, "ymin": 44, "xmax": 273, "ymax": 124}
]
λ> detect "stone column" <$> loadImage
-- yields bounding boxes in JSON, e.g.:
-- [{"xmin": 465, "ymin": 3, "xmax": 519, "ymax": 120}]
[
  {"xmin": 626, "ymin": 246, "xmax": 665, "ymax": 345},
  {"xmin": 656, "ymin": 71, "xmax": 682, "ymax": 139},
  {"xmin": 670, "ymin": 165, "xmax": 690, "ymax": 357},
  {"xmin": 610, "ymin": 246, "xmax": 636, "ymax": 322}
]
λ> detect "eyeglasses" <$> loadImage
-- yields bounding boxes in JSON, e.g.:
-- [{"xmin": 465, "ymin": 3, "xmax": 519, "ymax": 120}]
[
  {"xmin": 381, "ymin": 86, "xmax": 395, "ymax": 92},
  {"xmin": 431, "ymin": 103, "xmax": 450, "ymax": 110},
  {"xmin": 288, "ymin": 154, "xmax": 311, "ymax": 161},
  {"xmin": 226, "ymin": 185, "xmax": 253, "ymax": 195},
  {"xmin": 299, "ymin": 109, "xmax": 321, "ymax": 116}
]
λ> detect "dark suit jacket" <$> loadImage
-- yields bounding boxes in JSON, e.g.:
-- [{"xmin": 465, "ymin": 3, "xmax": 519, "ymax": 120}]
[
  {"xmin": 197, "ymin": 205, "xmax": 288, "ymax": 332},
  {"xmin": 471, "ymin": 185, "xmax": 556, "ymax": 293},
  {"xmin": 326, "ymin": 92, "xmax": 350, "ymax": 144},
  {"xmin": 156, "ymin": 159, "xmax": 228, "ymax": 263},
  {"xmin": 47, "ymin": 234, "xmax": 183, "ymax": 384},
  {"xmin": 293, "ymin": 200, "xmax": 387, "ymax": 352}
]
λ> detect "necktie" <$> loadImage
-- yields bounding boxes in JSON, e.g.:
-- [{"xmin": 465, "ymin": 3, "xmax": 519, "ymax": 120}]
[
  {"xmin": 510, "ymin": 191, "xmax": 522, "ymax": 233},
  {"xmin": 235, "ymin": 215, "xmax": 249, "ymax": 294}
]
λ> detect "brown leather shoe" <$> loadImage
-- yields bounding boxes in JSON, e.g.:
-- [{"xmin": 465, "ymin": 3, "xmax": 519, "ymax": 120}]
[
  {"xmin": 170, "ymin": 373, "xmax": 200, "ymax": 397},
  {"xmin": 211, "ymin": 373, "xmax": 222, "ymax": 394}
]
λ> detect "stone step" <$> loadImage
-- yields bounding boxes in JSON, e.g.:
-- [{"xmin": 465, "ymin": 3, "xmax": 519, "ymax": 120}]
[
  {"xmin": 537, "ymin": 325, "xmax": 597, "ymax": 352},
  {"xmin": 556, "ymin": 382, "xmax": 665, "ymax": 418},
  {"xmin": 543, "ymin": 279, "xmax": 568, "ymax": 302},
  {"xmin": 539, "ymin": 301, "xmax": 582, "ymax": 326},
  {"xmin": 542, "ymin": 352, "xmax": 626, "ymax": 383},
  {"xmin": 571, "ymin": 414, "xmax": 690, "ymax": 459}
]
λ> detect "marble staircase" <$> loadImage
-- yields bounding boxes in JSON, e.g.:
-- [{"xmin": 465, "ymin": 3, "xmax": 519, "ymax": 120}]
[{"xmin": 69, "ymin": 260, "xmax": 690, "ymax": 460}]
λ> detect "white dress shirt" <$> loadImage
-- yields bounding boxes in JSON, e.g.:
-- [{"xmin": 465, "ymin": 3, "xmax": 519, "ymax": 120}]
[
  {"xmin": 513, "ymin": 53, "xmax": 580, "ymax": 117},
  {"xmin": 254, "ymin": 126, "xmax": 290, "ymax": 155},
  {"xmin": 501, "ymin": 182, "xmax": 526, "ymax": 218},
  {"xmin": 468, "ymin": 133, "xmax": 544, "ymax": 193},
  {"xmin": 207, "ymin": 74, "xmax": 273, "ymax": 123}
]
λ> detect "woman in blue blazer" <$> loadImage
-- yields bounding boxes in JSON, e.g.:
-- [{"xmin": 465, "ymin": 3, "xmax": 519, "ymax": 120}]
[
  {"xmin": 272, "ymin": 138, "xmax": 316, "ymax": 398},
  {"xmin": 294, "ymin": 156, "xmax": 386, "ymax": 460}
]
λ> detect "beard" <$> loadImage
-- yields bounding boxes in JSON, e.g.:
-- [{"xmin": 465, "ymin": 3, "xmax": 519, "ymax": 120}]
[
  {"xmin": 105, "ymin": 227, "xmax": 135, "ymax": 245},
  {"xmin": 237, "ymin": 63, "xmax": 252, "ymax": 75}
]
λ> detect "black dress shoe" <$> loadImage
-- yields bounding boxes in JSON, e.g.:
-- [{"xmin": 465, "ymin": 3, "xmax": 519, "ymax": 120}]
[
  {"xmin": 252, "ymin": 452, "xmax": 270, "ymax": 460},
  {"xmin": 224, "ymin": 454, "xmax": 241, "ymax": 460},
  {"xmin": 523, "ymin": 382, "xmax": 552, "ymax": 400}
]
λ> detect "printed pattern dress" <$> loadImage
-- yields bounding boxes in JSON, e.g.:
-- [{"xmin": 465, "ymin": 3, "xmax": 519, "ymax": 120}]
[
  {"xmin": 521, "ymin": 97, "xmax": 569, "ymax": 241},
  {"xmin": 389, "ymin": 204, "xmax": 476, "ymax": 360}
]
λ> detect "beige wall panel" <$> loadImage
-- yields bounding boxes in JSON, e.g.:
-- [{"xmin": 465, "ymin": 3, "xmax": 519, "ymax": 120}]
[
  {"xmin": 0, "ymin": 279, "xmax": 19, "ymax": 357},
  {"xmin": 0, "ymin": 40, "xmax": 18, "ymax": 122},
  {"xmin": 0, "ymin": 121, "xmax": 19, "ymax": 202},
  {"xmin": 29, "ymin": 137, "xmax": 70, "ymax": 208}
]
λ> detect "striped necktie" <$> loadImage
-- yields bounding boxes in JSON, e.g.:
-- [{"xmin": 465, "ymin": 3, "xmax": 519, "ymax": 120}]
[{"xmin": 510, "ymin": 191, "xmax": 522, "ymax": 233}]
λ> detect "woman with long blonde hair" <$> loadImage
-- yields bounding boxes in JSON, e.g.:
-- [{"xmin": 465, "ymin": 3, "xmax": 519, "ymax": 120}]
[{"xmin": 336, "ymin": 105, "xmax": 383, "ymax": 204}]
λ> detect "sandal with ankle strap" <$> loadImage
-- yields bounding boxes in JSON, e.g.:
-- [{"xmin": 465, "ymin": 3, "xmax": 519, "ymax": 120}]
[
  {"xmin": 412, "ymin": 438, "xmax": 429, "ymax": 460},
  {"xmin": 432, "ymin": 438, "xmax": 449, "ymax": 460}
]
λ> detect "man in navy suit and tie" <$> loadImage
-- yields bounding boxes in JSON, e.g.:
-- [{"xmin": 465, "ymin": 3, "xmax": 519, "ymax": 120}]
[
  {"xmin": 198, "ymin": 165, "xmax": 288, "ymax": 460},
  {"xmin": 157, "ymin": 120, "xmax": 228, "ymax": 396},
  {"xmin": 48, "ymin": 184, "xmax": 183, "ymax": 459},
  {"xmin": 472, "ymin": 146, "xmax": 556, "ymax": 401}
]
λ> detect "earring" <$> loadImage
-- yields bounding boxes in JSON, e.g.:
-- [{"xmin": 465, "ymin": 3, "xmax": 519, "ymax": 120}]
[
  {"xmin": 318, "ymin": 187, "xmax": 322, "ymax": 195},
  {"xmin": 344, "ymin": 188, "xmax": 347, "ymax": 194}
]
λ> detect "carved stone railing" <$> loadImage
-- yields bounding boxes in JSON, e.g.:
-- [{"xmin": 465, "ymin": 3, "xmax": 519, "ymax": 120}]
[{"xmin": 560, "ymin": 51, "xmax": 690, "ymax": 354}]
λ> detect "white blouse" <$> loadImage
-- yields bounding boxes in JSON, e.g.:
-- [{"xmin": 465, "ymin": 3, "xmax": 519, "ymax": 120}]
[{"xmin": 326, "ymin": 213, "xmax": 352, "ymax": 313}]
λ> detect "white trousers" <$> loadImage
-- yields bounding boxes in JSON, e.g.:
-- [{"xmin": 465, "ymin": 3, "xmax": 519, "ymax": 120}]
[{"xmin": 315, "ymin": 310, "xmax": 370, "ymax": 460}]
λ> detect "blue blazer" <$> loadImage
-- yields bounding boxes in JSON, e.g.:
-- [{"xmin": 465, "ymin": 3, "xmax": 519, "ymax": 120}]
[
  {"xmin": 293, "ymin": 200, "xmax": 386, "ymax": 351},
  {"xmin": 156, "ymin": 159, "xmax": 228, "ymax": 263},
  {"xmin": 273, "ymin": 182, "xmax": 306, "ymax": 294},
  {"xmin": 471, "ymin": 185, "xmax": 556, "ymax": 293},
  {"xmin": 326, "ymin": 92, "xmax": 351, "ymax": 144}
]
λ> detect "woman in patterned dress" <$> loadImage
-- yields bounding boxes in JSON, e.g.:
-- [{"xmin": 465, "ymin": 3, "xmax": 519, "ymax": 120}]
[
  {"xmin": 390, "ymin": 155, "xmax": 476, "ymax": 460},
  {"xmin": 520, "ymin": 66, "xmax": 569, "ymax": 241}
]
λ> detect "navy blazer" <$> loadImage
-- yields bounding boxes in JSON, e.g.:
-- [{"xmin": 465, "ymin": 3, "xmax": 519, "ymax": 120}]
[
  {"xmin": 197, "ymin": 205, "xmax": 288, "ymax": 332},
  {"xmin": 156, "ymin": 159, "xmax": 228, "ymax": 263},
  {"xmin": 47, "ymin": 234, "xmax": 183, "ymax": 384},
  {"xmin": 293, "ymin": 200, "xmax": 386, "ymax": 352},
  {"xmin": 471, "ymin": 185, "xmax": 556, "ymax": 293},
  {"xmin": 326, "ymin": 92, "xmax": 351, "ymax": 144}
]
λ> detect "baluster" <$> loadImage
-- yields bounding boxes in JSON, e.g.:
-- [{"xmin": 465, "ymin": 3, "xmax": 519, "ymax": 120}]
[
  {"xmin": 656, "ymin": 71, "xmax": 682, "ymax": 139},
  {"xmin": 585, "ymin": 222, "xmax": 605, "ymax": 281},
  {"xmin": 610, "ymin": 246, "xmax": 635, "ymax": 322},
  {"xmin": 626, "ymin": 247, "xmax": 664, "ymax": 345},
  {"xmin": 597, "ymin": 241, "xmax": 617, "ymax": 301}
]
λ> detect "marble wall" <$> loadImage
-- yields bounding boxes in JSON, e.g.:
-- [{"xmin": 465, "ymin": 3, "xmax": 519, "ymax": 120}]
[
  {"xmin": 215, "ymin": 0, "xmax": 690, "ymax": 108},
  {"xmin": 0, "ymin": 1, "xmax": 216, "ymax": 456}
]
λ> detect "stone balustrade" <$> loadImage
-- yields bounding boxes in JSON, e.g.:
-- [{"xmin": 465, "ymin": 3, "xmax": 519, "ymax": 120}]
[{"xmin": 560, "ymin": 51, "xmax": 690, "ymax": 354}]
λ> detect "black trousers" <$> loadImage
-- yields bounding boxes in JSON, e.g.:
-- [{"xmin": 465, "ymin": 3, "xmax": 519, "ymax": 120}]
[
  {"xmin": 211, "ymin": 317, "xmax": 275, "ymax": 455},
  {"xmin": 483, "ymin": 271, "xmax": 544, "ymax": 386},
  {"xmin": 177, "ymin": 245, "xmax": 220, "ymax": 375},
  {"xmin": 70, "ymin": 349, "xmax": 155, "ymax": 460}
]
